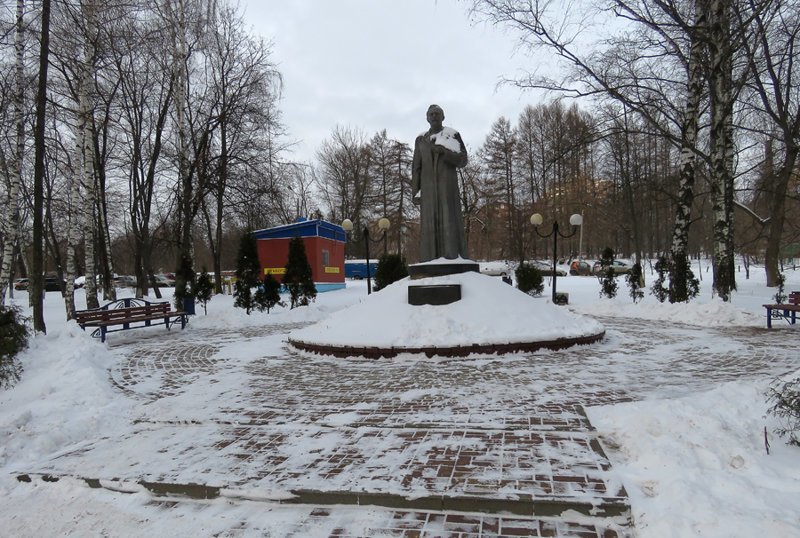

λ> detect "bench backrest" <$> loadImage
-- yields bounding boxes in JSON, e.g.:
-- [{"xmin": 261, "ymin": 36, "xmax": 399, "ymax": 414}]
[
  {"xmin": 76, "ymin": 302, "xmax": 170, "ymax": 323},
  {"xmin": 790, "ymin": 291, "xmax": 800, "ymax": 305}
]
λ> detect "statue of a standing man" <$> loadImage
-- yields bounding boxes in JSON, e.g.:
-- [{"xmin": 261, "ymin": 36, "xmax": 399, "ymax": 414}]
[{"xmin": 412, "ymin": 104, "xmax": 469, "ymax": 262}]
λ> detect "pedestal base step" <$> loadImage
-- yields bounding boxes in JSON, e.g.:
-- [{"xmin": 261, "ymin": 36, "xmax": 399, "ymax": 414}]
[
  {"xmin": 408, "ymin": 284, "xmax": 461, "ymax": 306},
  {"xmin": 408, "ymin": 261, "xmax": 479, "ymax": 280}
]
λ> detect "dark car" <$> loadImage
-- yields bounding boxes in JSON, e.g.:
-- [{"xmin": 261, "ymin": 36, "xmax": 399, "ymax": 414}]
[
  {"xmin": 13, "ymin": 276, "xmax": 63, "ymax": 291},
  {"xmin": 44, "ymin": 277, "xmax": 64, "ymax": 292},
  {"xmin": 114, "ymin": 275, "xmax": 137, "ymax": 288}
]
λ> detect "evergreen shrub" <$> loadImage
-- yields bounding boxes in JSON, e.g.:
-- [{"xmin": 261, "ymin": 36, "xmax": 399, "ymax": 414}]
[
  {"xmin": 173, "ymin": 253, "xmax": 197, "ymax": 312},
  {"xmin": 651, "ymin": 255, "xmax": 670, "ymax": 303},
  {"xmin": 258, "ymin": 273, "xmax": 284, "ymax": 313},
  {"xmin": 768, "ymin": 374, "xmax": 800, "ymax": 446},
  {"xmin": 774, "ymin": 273, "xmax": 787, "ymax": 304},
  {"xmin": 515, "ymin": 263, "xmax": 544, "ymax": 296},
  {"xmin": 669, "ymin": 252, "xmax": 700, "ymax": 302},
  {"xmin": 597, "ymin": 247, "xmax": 618, "ymax": 299},
  {"xmin": 234, "ymin": 231, "xmax": 262, "ymax": 314},
  {"xmin": 626, "ymin": 262, "xmax": 645, "ymax": 303},
  {"xmin": 374, "ymin": 254, "xmax": 408, "ymax": 291},
  {"xmin": 0, "ymin": 306, "xmax": 28, "ymax": 389}
]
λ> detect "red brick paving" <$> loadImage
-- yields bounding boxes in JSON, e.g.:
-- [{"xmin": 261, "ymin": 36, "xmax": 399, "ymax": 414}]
[{"xmin": 24, "ymin": 316, "xmax": 800, "ymax": 536}]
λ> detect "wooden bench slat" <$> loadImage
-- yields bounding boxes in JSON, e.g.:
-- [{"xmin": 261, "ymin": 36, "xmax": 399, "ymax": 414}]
[{"xmin": 77, "ymin": 309, "xmax": 168, "ymax": 322}]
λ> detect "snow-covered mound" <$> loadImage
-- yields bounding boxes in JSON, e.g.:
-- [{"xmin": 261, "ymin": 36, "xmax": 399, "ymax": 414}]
[{"xmin": 289, "ymin": 271, "xmax": 604, "ymax": 350}]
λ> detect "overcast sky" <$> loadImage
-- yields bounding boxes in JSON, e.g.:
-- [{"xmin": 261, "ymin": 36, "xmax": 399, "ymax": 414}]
[{"xmin": 241, "ymin": 0, "xmax": 556, "ymax": 163}]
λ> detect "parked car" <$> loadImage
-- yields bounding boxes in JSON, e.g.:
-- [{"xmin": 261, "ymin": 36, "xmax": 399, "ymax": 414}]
[
  {"xmin": 44, "ymin": 276, "xmax": 64, "ymax": 292},
  {"xmin": 531, "ymin": 261, "xmax": 567, "ymax": 277},
  {"xmin": 114, "ymin": 275, "xmax": 137, "ymax": 288},
  {"xmin": 154, "ymin": 274, "xmax": 175, "ymax": 287},
  {"xmin": 592, "ymin": 260, "xmax": 631, "ymax": 275},
  {"xmin": 479, "ymin": 261, "xmax": 510, "ymax": 277},
  {"xmin": 569, "ymin": 260, "xmax": 593, "ymax": 276},
  {"xmin": 13, "ymin": 277, "xmax": 64, "ymax": 291}
]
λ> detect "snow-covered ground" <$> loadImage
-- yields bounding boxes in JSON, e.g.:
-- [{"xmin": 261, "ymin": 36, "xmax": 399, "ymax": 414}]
[{"xmin": 1, "ymin": 262, "xmax": 799, "ymax": 537}]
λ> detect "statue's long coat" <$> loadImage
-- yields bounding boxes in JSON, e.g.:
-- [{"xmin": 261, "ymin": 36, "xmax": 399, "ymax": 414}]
[{"xmin": 411, "ymin": 127, "xmax": 469, "ymax": 262}]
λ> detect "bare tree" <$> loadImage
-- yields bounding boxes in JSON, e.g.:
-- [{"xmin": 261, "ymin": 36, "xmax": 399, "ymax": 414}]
[
  {"xmin": 471, "ymin": 0, "xmax": 756, "ymax": 300},
  {"xmin": 0, "ymin": 0, "xmax": 26, "ymax": 306},
  {"xmin": 200, "ymin": 2, "xmax": 283, "ymax": 291},
  {"xmin": 739, "ymin": 0, "xmax": 800, "ymax": 286},
  {"xmin": 482, "ymin": 116, "xmax": 523, "ymax": 261},
  {"xmin": 106, "ymin": 6, "xmax": 175, "ymax": 299},
  {"xmin": 366, "ymin": 130, "xmax": 407, "ymax": 253},
  {"xmin": 315, "ymin": 125, "xmax": 373, "ymax": 255}
]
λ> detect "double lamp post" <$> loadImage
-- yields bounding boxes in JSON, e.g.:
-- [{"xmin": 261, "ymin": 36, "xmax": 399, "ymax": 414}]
[{"xmin": 530, "ymin": 212, "xmax": 583, "ymax": 304}]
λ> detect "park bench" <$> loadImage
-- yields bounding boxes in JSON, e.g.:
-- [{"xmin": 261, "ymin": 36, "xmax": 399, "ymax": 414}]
[
  {"xmin": 75, "ymin": 298, "xmax": 188, "ymax": 342},
  {"xmin": 763, "ymin": 291, "xmax": 800, "ymax": 329}
]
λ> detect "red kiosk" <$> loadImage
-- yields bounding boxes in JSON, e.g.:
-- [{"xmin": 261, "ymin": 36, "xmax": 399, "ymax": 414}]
[{"xmin": 252, "ymin": 219, "xmax": 347, "ymax": 292}]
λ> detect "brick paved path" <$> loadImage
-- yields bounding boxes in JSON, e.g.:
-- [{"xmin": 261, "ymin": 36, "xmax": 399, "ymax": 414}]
[{"xmin": 23, "ymin": 317, "xmax": 800, "ymax": 537}]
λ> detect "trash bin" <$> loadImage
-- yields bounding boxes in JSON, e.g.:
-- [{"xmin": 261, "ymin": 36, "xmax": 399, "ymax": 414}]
[{"xmin": 182, "ymin": 296, "xmax": 196, "ymax": 315}]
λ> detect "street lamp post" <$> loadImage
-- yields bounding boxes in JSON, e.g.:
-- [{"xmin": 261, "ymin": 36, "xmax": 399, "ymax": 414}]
[
  {"xmin": 530, "ymin": 213, "xmax": 583, "ymax": 304},
  {"xmin": 341, "ymin": 217, "xmax": 390, "ymax": 294}
]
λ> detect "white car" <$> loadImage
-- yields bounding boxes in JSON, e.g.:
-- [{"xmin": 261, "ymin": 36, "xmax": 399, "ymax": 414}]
[
  {"xmin": 592, "ymin": 260, "xmax": 632, "ymax": 275},
  {"xmin": 531, "ymin": 261, "xmax": 567, "ymax": 277},
  {"xmin": 479, "ymin": 261, "xmax": 510, "ymax": 277}
]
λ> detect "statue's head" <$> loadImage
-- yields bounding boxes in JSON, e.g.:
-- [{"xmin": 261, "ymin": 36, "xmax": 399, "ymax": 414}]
[{"xmin": 426, "ymin": 104, "xmax": 444, "ymax": 128}]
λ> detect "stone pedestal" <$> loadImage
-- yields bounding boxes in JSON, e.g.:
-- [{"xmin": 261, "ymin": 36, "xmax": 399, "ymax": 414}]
[
  {"xmin": 406, "ymin": 260, "xmax": 477, "ymax": 306},
  {"xmin": 408, "ymin": 284, "xmax": 461, "ymax": 306}
]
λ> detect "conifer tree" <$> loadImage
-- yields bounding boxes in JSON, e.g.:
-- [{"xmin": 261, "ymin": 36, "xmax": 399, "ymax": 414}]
[
  {"xmin": 174, "ymin": 253, "xmax": 197, "ymax": 312},
  {"xmin": 651, "ymin": 255, "xmax": 670, "ymax": 303},
  {"xmin": 195, "ymin": 268, "xmax": 214, "ymax": 315},
  {"xmin": 598, "ymin": 247, "xmax": 618, "ymax": 299},
  {"xmin": 626, "ymin": 262, "xmax": 645, "ymax": 303},
  {"xmin": 257, "ymin": 273, "xmax": 283, "ymax": 313},
  {"xmin": 283, "ymin": 237, "xmax": 316, "ymax": 308},
  {"xmin": 234, "ymin": 231, "xmax": 261, "ymax": 314}
]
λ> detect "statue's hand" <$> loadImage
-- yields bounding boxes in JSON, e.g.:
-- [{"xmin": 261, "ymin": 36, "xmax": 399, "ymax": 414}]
[{"xmin": 431, "ymin": 143, "xmax": 446, "ymax": 154}]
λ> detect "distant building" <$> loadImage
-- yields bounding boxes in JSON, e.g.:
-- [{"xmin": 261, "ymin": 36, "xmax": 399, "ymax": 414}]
[{"xmin": 252, "ymin": 219, "xmax": 346, "ymax": 292}]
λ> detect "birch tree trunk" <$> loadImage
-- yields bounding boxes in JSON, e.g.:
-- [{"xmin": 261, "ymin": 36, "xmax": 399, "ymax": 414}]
[
  {"xmin": 708, "ymin": 0, "xmax": 736, "ymax": 301},
  {"xmin": 669, "ymin": 9, "xmax": 705, "ymax": 303},
  {"xmin": 80, "ymin": 0, "xmax": 100, "ymax": 310},
  {"xmin": 168, "ymin": 0, "xmax": 195, "ymax": 310},
  {"xmin": 63, "ymin": 132, "xmax": 83, "ymax": 319},
  {"xmin": 0, "ymin": 0, "xmax": 26, "ymax": 307}
]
